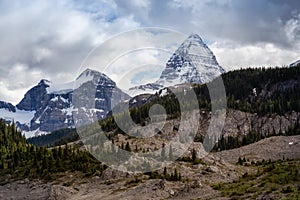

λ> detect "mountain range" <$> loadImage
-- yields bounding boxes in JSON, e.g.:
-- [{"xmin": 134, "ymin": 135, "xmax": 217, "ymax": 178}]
[
  {"xmin": 1, "ymin": 32, "xmax": 300, "ymax": 199},
  {"xmin": 3, "ymin": 34, "xmax": 297, "ymax": 138},
  {"xmin": 0, "ymin": 69, "xmax": 130, "ymax": 137},
  {"xmin": 0, "ymin": 34, "xmax": 225, "ymax": 137}
]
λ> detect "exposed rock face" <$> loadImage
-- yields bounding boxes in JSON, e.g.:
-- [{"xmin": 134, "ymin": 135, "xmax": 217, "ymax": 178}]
[
  {"xmin": 129, "ymin": 34, "xmax": 225, "ymax": 95},
  {"xmin": 14, "ymin": 80, "xmax": 73, "ymax": 133},
  {"xmin": 0, "ymin": 101, "xmax": 16, "ymax": 112},
  {"xmin": 2, "ymin": 69, "xmax": 130, "ymax": 137},
  {"xmin": 158, "ymin": 34, "xmax": 225, "ymax": 86},
  {"xmin": 256, "ymin": 192, "xmax": 274, "ymax": 200},
  {"xmin": 100, "ymin": 167, "xmax": 129, "ymax": 181},
  {"xmin": 30, "ymin": 94, "xmax": 73, "ymax": 132},
  {"xmin": 196, "ymin": 109, "xmax": 300, "ymax": 139},
  {"xmin": 14, "ymin": 79, "xmax": 72, "ymax": 134},
  {"xmin": 72, "ymin": 69, "xmax": 130, "ymax": 125},
  {"xmin": 16, "ymin": 80, "xmax": 50, "ymax": 111}
]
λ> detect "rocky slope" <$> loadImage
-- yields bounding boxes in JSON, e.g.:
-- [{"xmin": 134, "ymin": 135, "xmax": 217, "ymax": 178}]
[
  {"xmin": 0, "ymin": 153, "xmax": 247, "ymax": 200},
  {"xmin": 216, "ymin": 135, "xmax": 300, "ymax": 163},
  {"xmin": 108, "ymin": 109, "xmax": 300, "ymax": 159},
  {"xmin": 1, "ymin": 134, "xmax": 299, "ymax": 200}
]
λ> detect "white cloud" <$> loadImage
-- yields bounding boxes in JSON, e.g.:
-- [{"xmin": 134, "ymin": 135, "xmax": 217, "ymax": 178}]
[
  {"xmin": 80, "ymin": 29, "xmax": 186, "ymax": 89},
  {"xmin": 108, "ymin": 50, "xmax": 168, "ymax": 89},
  {"xmin": 0, "ymin": 82, "xmax": 28, "ymax": 105},
  {"xmin": 34, "ymin": 47, "xmax": 52, "ymax": 63},
  {"xmin": 131, "ymin": 0, "xmax": 151, "ymax": 8},
  {"xmin": 284, "ymin": 14, "xmax": 300, "ymax": 46},
  {"xmin": 0, "ymin": 0, "xmax": 140, "ymax": 104},
  {"xmin": 7, "ymin": 64, "xmax": 43, "ymax": 90},
  {"xmin": 211, "ymin": 41, "xmax": 299, "ymax": 70},
  {"xmin": 0, "ymin": 63, "xmax": 45, "ymax": 104},
  {"xmin": 1, "ymin": 0, "xmax": 300, "ymax": 104}
]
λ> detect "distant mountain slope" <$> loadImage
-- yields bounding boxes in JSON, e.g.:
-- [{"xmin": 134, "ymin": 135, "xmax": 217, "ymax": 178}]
[
  {"xmin": 27, "ymin": 128, "xmax": 78, "ymax": 147},
  {"xmin": 0, "ymin": 101, "xmax": 16, "ymax": 112},
  {"xmin": 158, "ymin": 34, "xmax": 225, "ymax": 86},
  {"xmin": 129, "ymin": 34, "xmax": 225, "ymax": 95},
  {"xmin": 1, "ymin": 33, "xmax": 226, "ymax": 137},
  {"xmin": 0, "ymin": 101, "xmax": 35, "ymax": 130},
  {"xmin": 290, "ymin": 59, "xmax": 300, "ymax": 67},
  {"xmin": 1, "ymin": 68, "xmax": 129, "ymax": 138},
  {"xmin": 99, "ymin": 66, "xmax": 300, "ymax": 143}
]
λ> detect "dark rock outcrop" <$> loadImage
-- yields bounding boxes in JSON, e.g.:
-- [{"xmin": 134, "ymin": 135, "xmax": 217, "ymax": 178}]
[
  {"xmin": 6, "ymin": 69, "xmax": 130, "ymax": 135},
  {"xmin": 0, "ymin": 101, "xmax": 16, "ymax": 112},
  {"xmin": 16, "ymin": 79, "xmax": 50, "ymax": 111}
]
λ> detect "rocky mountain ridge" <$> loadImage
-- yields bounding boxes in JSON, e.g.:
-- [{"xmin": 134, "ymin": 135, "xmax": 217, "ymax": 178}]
[
  {"xmin": 290, "ymin": 59, "xmax": 300, "ymax": 67},
  {"xmin": 0, "ymin": 68, "xmax": 129, "ymax": 137},
  {"xmin": 0, "ymin": 101, "xmax": 16, "ymax": 112}
]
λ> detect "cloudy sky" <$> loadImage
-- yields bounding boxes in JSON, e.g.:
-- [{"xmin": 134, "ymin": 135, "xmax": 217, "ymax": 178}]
[{"xmin": 1, "ymin": 0, "xmax": 300, "ymax": 104}]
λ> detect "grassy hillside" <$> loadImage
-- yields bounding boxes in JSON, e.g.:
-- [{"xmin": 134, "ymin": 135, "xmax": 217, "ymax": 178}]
[{"xmin": 212, "ymin": 159, "xmax": 300, "ymax": 199}]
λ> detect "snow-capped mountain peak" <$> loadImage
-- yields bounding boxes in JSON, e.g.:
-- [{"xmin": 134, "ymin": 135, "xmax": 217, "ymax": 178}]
[
  {"xmin": 175, "ymin": 33, "xmax": 206, "ymax": 55},
  {"xmin": 74, "ymin": 68, "xmax": 113, "ymax": 88},
  {"xmin": 76, "ymin": 68, "xmax": 102, "ymax": 80},
  {"xmin": 158, "ymin": 33, "xmax": 225, "ymax": 86},
  {"xmin": 129, "ymin": 33, "xmax": 225, "ymax": 95},
  {"xmin": 3, "ymin": 68, "xmax": 129, "ymax": 138},
  {"xmin": 38, "ymin": 79, "xmax": 51, "ymax": 86},
  {"xmin": 44, "ymin": 68, "xmax": 111, "ymax": 95}
]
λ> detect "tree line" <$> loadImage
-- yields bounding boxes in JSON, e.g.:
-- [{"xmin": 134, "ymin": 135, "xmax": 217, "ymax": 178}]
[
  {"xmin": 0, "ymin": 120, "xmax": 105, "ymax": 182},
  {"xmin": 99, "ymin": 66, "xmax": 300, "ymax": 135}
]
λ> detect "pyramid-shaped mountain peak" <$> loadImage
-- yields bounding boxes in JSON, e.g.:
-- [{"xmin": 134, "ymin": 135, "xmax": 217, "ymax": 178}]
[{"xmin": 129, "ymin": 33, "xmax": 225, "ymax": 94}]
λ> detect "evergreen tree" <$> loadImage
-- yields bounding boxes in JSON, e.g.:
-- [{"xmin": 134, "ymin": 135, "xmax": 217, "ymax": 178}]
[
  {"xmin": 125, "ymin": 142, "xmax": 131, "ymax": 152},
  {"xmin": 192, "ymin": 148, "xmax": 197, "ymax": 163},
  {"xmin": 161, "ymin": 143, "xmax": 166, "ymax": 160},
  {"xmin": 169, "ymin": 145, "xmax": 173, "ymax": 160}
]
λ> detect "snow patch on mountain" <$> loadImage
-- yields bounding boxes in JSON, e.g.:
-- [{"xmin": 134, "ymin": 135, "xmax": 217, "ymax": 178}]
[
  {"xmin": 23, "ymin": 128, "xmax": 48, "ymax": 138},
  {"xmin": 61, "ymin": 105, "xmax": 73, "ymax": 114},
  {"xmin": 45, "ymin": 68, "xmax": 100, "ymax": 95},
  {"xmin": 50, "ymin": 96, "xmax": 69, "ymax": 103},
  {"xmin": 158, "ymin": 34, "xmax": 225, "ymax": 85},
  {"xmin": 74, "ymin": 68, "xmax": 97, "ymax": 87},
  {"xmin": 127, "ymin": 83, "xmax": 163, "ymax": 96},
  {"xmin": 46, "ymin": 81, "xmax": 73, "ymax": 94},
  {"xmin": 0, "ymin": 108, "xmax": 35, "ymax": 125},
  {"xmin": 159, "ymin": 88, "xmax": 169, "ymax": 97}
]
